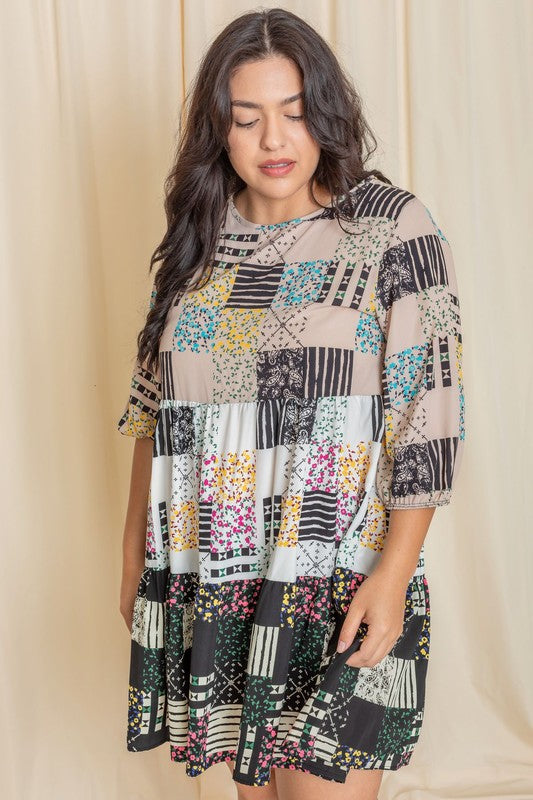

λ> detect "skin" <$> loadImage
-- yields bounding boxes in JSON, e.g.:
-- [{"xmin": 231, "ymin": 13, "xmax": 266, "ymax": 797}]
[
  {"xmin": 338, "ymin": 507, "xmax": 435, "ymax": 670},
  {"xmin": 121, "ymin": 54, "xmax": 437, "ymax": 800},
  {"xmin": 120, "ymin": 437, "xmax": 153, "ymax": 632},
  {"xmin": 226, "ymin": 55, "xmax": 332, "ymax": 225}
]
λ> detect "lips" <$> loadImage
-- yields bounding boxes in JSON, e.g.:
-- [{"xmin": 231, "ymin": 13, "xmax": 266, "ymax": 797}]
[
  {"xmin": 258, "ymin": 160, "xmax": 296, "ymax": 178},
  {"xmin": 259, "ymin": 159, "xmax": 295, "ymax": 167}
]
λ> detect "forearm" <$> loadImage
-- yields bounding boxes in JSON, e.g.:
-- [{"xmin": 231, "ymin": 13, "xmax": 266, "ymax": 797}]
[
  {"xmin": 373, "ymin": 507, "xmax": 436, "ymax": 588},
  {"xmin": 122, "ymin": 436, "xmax": 153, "ymax": 574}
]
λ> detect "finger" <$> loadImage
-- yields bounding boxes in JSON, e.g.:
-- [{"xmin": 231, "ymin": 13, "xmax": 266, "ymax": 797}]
[
  {"xmin": 345, "ymin": 624, "xmax": 388, "ymax": 666},
  {"xmin": 337, "ymin": 606, "xmax": 366, "ymax": 654},
  {"xmin": 347, "ymin": 631, "xmax": 401, "ymax": 668}
]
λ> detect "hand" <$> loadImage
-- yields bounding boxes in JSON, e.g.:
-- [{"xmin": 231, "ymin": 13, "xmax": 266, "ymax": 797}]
[
  {"xmin": 337, "ymin": 568, "xmax": 408, "ymax": 668},
  {"xmin": 119, "ymin": 563, "xmax": 144, "ymax": 634},
  {"xmin": 119, "ymin": 591, "xmax": 135, "ymax": 634}
]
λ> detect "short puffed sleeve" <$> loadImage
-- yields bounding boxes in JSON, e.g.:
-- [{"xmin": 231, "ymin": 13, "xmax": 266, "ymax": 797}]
[{"xmin": 374, "ymin": 196, "xmax": 466, "ymax": 509}]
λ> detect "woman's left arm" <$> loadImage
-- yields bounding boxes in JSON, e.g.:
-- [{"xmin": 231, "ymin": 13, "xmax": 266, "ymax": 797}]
[
  {"xmin": 373, "ymin": 506, "xmax": 435, "ymax": 587},
  {"xmin": 337, "ymin": 506, "xmax": 435, "ymax": 667}
]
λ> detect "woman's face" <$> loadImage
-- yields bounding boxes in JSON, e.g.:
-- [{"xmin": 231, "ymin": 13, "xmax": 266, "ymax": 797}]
[{"xmin": 226, "ymin": 56, "xmax": 324, "ymax": 212}]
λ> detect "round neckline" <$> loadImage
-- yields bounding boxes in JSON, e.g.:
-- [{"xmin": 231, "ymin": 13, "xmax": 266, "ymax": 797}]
[
  {"xmin": 228, "ymin": 177, "xmax": 375, "ymax": 231},
  {"xmin": 228, "ymin": 192, "xmax": 333, "ymax": 230}
]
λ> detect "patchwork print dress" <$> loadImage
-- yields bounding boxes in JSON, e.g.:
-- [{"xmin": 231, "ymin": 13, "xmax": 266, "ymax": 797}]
[{"xmin": 117, "ymin": 175, "xmax": 465, "ymax": 787}]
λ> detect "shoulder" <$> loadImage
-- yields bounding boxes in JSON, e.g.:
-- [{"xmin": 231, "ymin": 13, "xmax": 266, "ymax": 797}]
[
  {"xmin": 342, "ymin": 175, "xmax": 414, "ymax": 222},
  {"xmin": 340, "ymin": 176, "xmax": 447, "ymax": 242},
  {"xmin": 368, "ymin": 180, "xmax": 458, "ymax": 305}
]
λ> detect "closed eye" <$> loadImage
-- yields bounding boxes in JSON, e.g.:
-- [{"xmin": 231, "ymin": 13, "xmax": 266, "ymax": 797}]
[{"xmin": 235, "ymin": 115, "xmax": 304, "ymax": 128}]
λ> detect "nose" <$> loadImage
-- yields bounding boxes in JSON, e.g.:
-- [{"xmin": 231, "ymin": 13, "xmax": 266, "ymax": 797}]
[{"xmin": 260, "ymin": 114, "xmax": 286, "ymax": 151}]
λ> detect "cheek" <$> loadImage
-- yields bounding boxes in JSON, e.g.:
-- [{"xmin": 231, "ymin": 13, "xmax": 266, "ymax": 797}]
[
  {"xmin": 226, "ymin": 131, "xmax": 251, "ymax": 164},
  {"xmin": 301, "ymin": 139, "xmax": 321, "ymax": 168},
  {"xmin": 294, "ymin": 127, "xmax": 320, "ymax": 159}
]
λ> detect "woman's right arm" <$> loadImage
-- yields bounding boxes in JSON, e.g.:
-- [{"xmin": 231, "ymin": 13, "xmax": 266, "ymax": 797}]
[{"xmin": 119, "ymin": 436, "xmax": 154, "ymax": 632}]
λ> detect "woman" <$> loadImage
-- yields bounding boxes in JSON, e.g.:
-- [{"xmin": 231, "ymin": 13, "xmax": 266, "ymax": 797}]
[{"xmin": 117, "ymin": 8, "xmax": 465, "ymax": 800}]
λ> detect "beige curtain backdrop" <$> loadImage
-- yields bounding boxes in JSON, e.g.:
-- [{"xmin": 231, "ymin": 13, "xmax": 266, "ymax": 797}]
[{"xmin": 2, "ymin": 1, "xmax": 531, "ymax": 798}]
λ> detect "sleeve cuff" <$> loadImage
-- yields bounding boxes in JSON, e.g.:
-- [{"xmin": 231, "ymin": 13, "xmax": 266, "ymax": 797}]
[{"xmin": 378, "ymin": 488, "xmax": 452, "ymax": 510}]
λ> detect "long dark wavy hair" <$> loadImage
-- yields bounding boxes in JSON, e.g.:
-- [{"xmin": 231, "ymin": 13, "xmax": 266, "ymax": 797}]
[{"xmin": 136, "ymin": 7, "xmax": 391, "ymax": 375}]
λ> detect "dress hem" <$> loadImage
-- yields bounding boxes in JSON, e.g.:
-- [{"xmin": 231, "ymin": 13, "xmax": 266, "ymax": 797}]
[{"xmin": 148, "ymin": 744, "xmax": 414, "ymax": 786}]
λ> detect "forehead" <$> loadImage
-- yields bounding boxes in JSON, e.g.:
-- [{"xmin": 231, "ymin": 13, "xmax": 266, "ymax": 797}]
[{"xmin": 229, "ymin": 57, "xmax": 303, "ymax": 106}]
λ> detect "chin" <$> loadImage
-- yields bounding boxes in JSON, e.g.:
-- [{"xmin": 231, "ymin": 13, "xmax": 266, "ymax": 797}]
[{"xmin": 255, "ymin": 177, "xmax": 309, "ymax": 194}]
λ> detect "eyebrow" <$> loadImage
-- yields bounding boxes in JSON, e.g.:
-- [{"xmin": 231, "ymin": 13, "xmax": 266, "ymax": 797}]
[{"xmin": 230, "ymin": 91, "xmax": 304, "ymax": 110}]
